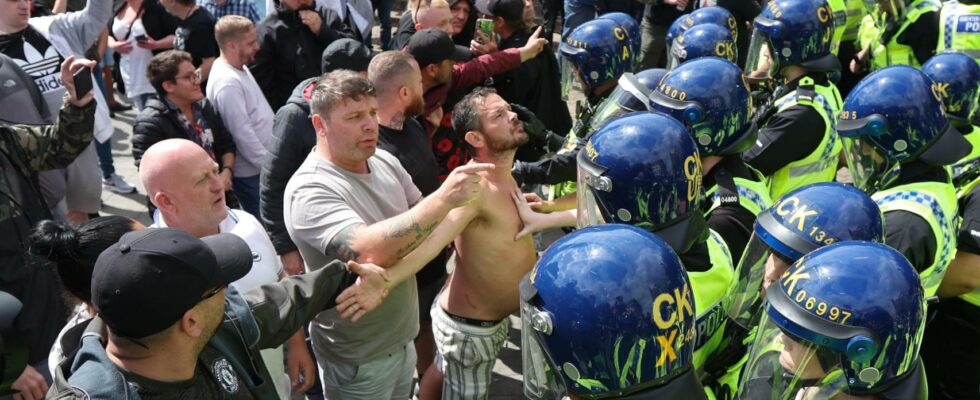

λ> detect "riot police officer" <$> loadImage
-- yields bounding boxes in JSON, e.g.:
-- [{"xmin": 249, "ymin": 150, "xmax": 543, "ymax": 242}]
[
  {"xmin": 708, "ymin": 182, "xmax": 885, "ymax": 399},
  {"xmin": 520, "ymin": 224, "xmax": 707, "ymax": 399},
  {"xmin": 741, "ymin": 0, "xmax": 845, "ymax": 200},
  {"xmin": 650, "ymin": 57, "xmax": 766, "ymax": 263},
  {"xmin": 739, "ymin": 241, "xmax": 929, "ymax": 399},
  {"xmin": 511, "ymin": 16, "xmax": 635, "ymax": 190},
  {"xmin": 938, "ymin": 0, "xmax": 980, "ymax": 63},
  {"xmin": 666, "ymin": 24, "xmax": 738, "ymax": 69},
  {"xmin": 921, "ymin": 51, "xmax": 980, "ymax": 188},
  {"xmin": 838, "ymin": 65, "xmax": 970, "ymax": 298},
  {"xmin": 665, "ymin": 7, "xmax": 740, "ymax": 58},
  {"xmin": 852, "ymin": 0, "xmax": 941, "ymax": 72},
  {"xmin": 919, "ymin": 51, "xmax": 980, "ymax": 400}
]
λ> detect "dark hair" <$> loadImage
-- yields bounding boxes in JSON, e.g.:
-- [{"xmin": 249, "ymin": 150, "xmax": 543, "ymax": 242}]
[
  {"xmin": 146, "ymin": 50, "xmax": 193, "ymax": 96},
  {"xmin": 451, "ymin": 86, "xmax": 496, "ymax": 155},
  {"xmin": 29, "ymin": 216, "xmax": 138, "ymax": 304},
  {"xmin": 310, "ymin": 70, "xmax": 377, "ymax": 119}
]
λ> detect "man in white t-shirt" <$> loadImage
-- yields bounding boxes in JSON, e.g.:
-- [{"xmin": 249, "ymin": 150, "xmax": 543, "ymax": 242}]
[
  {"xmin": 283, "ymin": 70, "xmax": 491, "ymax": 399},
  {"xmin": 205, "ymin": 15, "xmax": 274, "ymax": 217},
  {"xmin": 139, "ymin": 138, "xmax": 316, "ymax": 397}
]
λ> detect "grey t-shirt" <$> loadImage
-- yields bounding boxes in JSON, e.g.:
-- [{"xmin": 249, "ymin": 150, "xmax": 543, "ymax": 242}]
[{"xmin": 284, "ymin": 148, "xmax": 422, "ymax": 364}]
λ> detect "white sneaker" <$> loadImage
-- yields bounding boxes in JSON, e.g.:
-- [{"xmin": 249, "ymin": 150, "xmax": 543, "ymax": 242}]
[{"xmin": 102, "ymin": 174, "xmax": 137, "ymax": 194}]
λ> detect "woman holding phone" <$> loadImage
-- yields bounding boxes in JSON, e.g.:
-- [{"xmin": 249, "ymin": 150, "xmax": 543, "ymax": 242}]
[{"xmin": 108, "ymin": 0, "xmax": 176, "ymax": 110}]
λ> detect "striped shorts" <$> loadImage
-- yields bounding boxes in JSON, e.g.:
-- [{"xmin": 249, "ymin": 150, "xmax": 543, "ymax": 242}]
[{"xmin": 431, "ymin": 305, "xmax": 510, "ymax": 400}]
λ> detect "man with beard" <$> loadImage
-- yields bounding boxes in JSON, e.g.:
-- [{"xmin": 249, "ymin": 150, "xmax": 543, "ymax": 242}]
[
  {"xmin": 336, "ymin": 87, "xmax": 537, "ymax": 399},
  {"xmin": 207, "ymin": 15, "xmax": 275, "ymax": 216},
  {"xmin": 49, "ymin": 228, "xmax": 390, "ymax": 399},
  {"xmin": 369, "ymin": 50, "xmax": 447, "ymax": 382}
]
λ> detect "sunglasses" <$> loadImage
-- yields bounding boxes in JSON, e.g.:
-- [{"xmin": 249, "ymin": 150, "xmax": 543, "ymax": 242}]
[{"xmin": 201, "ymin": 284, "xmax": 227, "ymax": 301}]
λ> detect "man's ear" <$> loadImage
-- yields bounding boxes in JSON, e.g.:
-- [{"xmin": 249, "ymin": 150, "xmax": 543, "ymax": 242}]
[
  {"xmin": 311, "ymin": 113, "xmax": 328, "ymax": 139},
  {"xmin": 423, "ymin": 63, "xmax": 439, "ymax": 78},
  {"xmin": 179, "ymin": 307, "xmax": 207, "ymax": 338},
  {"xmin": 464, "ymin": 130, "xmax": 484, "ymax": 149},
  {"xmin": 153, "ymin": 191, "xmax": 175, "ymax": 214},
  {"xmin": 399, "ymin": 85, "xmax": 411, "ymax": 101}
]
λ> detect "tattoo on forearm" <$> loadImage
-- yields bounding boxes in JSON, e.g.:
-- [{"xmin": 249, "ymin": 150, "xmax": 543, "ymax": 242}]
[
  {"xmin": 327, "ymin": 225, "xmax": 361, "ymax": 262},
  {"xmin": 383, "ymin": 212, "xmax": 440, "ymax": 259}
]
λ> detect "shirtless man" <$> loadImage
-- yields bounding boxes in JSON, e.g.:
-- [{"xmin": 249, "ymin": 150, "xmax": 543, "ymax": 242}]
[{"xmin": 338, "ymin": 87, "xmax": 537, "ymax": 399}]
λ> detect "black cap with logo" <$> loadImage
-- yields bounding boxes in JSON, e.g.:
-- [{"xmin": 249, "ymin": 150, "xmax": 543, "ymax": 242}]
[
  {"xmin": 92, "ymin": 228, "xmax": 252, "ymax": 338},
  {"xmin": 406, "ymin": 28, "xmax": 470, "ymax": 67},
  {"xmin": 474, "ymin": 0, "xmax": 524, "ymax": 22}
]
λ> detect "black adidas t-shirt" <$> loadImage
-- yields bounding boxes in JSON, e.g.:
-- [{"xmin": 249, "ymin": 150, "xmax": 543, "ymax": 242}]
[
  {"xmin": 174, "ymin": 7, "xmax": 219, "ymax": 68},
  {"xmin": 120, "ymin": 347, "xmax": 255, "ymax": 399},
  {"xmin": 0, "ymin": 27, "xmax": 66, "ymax": 100}
]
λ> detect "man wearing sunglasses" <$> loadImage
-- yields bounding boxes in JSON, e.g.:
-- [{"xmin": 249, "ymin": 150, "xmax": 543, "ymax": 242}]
[{"xmin": 49, "ymin": 227, "xmax": 389, "ymax": 399}]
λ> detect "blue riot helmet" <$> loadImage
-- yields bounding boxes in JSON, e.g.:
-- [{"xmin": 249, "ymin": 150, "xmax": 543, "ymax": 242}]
[
  {"xmin": 665, "ymin": 7, "xmax": 739, "ymax": 57},
  {"xmin": 577, "ymin": 112, "xmax": 709, "ymax": 254},
  {"xmin": 559, "ymin": 18, "xmax": 634, "ymax": 100},
  {"xmin": 740, "ymin": 241, "xmax": 927, "ymax": 399},
  {"xmin": 744, "ymin": 0, "xmax": 839, "ymax": 81},
  {"xmin": 587, "ymin": 68, "xmax": 668, "ymax": 133},
  {"xmin": 838, "ymin": 65, "xmax": 972, "ymax": 193},
  {"xmin": 725, "ymin": 183, "xmax": 884, "ymax": 332},
  {"xmin": 666, "ymin": 24, "xmax": 737, "ymax": 69},
  {"xmin": 599, "ymin": 12, "xmax": 642, "ymax": 69},
  {"xmin": 921, "ymin": 51, "xmax": 980, "ymax": 125},
  {"xmin": 650, "ymin": 57, "xmax": 755, "ymax": 156},
  {"xmin": 520, "ymin": 224, "xmax": 703, "ymax": 399}
]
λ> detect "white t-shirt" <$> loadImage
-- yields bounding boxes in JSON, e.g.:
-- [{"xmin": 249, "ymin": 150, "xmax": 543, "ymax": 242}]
[
  {"xmin": 151, "ymin": 208, "xmax": 288, "ymax": 398},
  {"xmin": 205, "ymin": 59, "xmax": 275, "ymax": 178},
  {"xmin": 110, "ymin": 16, "xmax": 155, "ymax": 97}
]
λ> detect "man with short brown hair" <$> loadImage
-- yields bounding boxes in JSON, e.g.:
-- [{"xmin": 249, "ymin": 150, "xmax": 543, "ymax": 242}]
[{"xmin": 207, "ymin": 15, "xmax": 274, "ymax": 217}]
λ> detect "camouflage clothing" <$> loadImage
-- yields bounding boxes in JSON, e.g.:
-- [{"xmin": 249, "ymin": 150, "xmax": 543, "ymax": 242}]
[{"xmin": 0, "ymin": 96, "xmax": 94, "ymax": 363}]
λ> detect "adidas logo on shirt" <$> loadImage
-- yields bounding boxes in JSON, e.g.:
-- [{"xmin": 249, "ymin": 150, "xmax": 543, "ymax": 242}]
[{"xmin": 12, "ymin": 40, "xmax": 64, "ymax": 95}]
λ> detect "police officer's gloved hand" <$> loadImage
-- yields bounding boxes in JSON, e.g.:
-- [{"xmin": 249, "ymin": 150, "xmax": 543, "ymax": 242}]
[{"xmin": 511, "ymin": 103, "xmax": 566, "ymax": 153}]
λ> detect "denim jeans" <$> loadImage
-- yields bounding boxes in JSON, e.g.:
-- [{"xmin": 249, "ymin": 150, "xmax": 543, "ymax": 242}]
[
  {"xmin": 373, "ymin": 0, "xmax": 393, "ymax": 49},
  {"xmin": 232, "ymin": 174, "xmax": 261, "ymax": 217},
  {"xmin": 93, "ymin": 64, "xmax": 115, "ymax": 179}
]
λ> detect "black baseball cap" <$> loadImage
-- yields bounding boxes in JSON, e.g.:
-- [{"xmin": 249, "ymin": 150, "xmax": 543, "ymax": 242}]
[
  {"xmin": 322, "ymin": 38, "xmax": 374, "ymax": 73},
  {"xmin": 474, "ymin": 0, "xmax": 523, "ymax": 22},
  {"xmin": 406, "ymin": 28, "xmax": 470, "ymax": 67},
  {"xmin": 92, "ymin": 228, "xmax": 252, "ymax": 338}
]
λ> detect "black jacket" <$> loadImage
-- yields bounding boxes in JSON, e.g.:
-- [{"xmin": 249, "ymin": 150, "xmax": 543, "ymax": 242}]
[
  {"xmin": 493, "ymin": 30, "xmax": 571, "ymax": 160},
  {"xmin": 252, "ymin": 6, "xmax": 354, "ymax": 110},
  {"xmin": 260, "ymin": 78, "xmax": 317, "ymax": 255},
  {"xmin": 131, "ymin": 95, "xmax": 237, "ymax": 168}
]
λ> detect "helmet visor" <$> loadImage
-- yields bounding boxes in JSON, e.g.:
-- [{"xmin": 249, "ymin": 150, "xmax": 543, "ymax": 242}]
[
  {"xmin": 576, "ymin": 160, "xmax": 611, "ymax": 228},
  {"xmin": 587, "ymin": 73, "xmax": 653, "ymax": 132},
  {"xmin": 520, "ymin": 297, "xmax": 567, "ymax": 399},
  {"xmin": 841, "ymin": 137, "xmax": 893, "ymax": 193},
  {"xmin": 739, "ymin": 310, "xmax": 850, "ymax": 400},
  {"xmin": 666, "ymin": 41, "xmax": 687, "ymax": 70},
  {"xmin": 561, "ymin": 59, "xmax": 588, "ymax": 101},
  {"xmin": 726, "ymin": 234, "xmax": 794, "ymax": 330},
  {"xmin": 744, "ymin": 29, "xmax": 776, "ymax": 81}
]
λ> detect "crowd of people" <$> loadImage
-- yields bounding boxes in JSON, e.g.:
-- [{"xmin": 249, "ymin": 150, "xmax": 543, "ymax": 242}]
[{"xmin": 2, "ymin": 0, "xmax": 980, "ymax": 398}]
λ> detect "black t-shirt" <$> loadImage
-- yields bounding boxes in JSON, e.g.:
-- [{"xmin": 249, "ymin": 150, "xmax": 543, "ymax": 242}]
[
  {"xmin": 958, "ymin": 183, "xmax": 980, "ymax": 254},
  {"xmin": 0, "ymin": 27, "xmax": 66, "ymax": 99},
  {"xmin": 377, "ymin": 119, "xmax": 447, "ymax": 287},
  {"xmin": 175, "ymin": 7, "xmax": 219, "ymax": 67},
  {"xmin": 742, "ymin": 76, "xmax": 829, "ymax": 176},
  {"xmin": 121, "ymin": 347, "xmax": 255, "ymax": 399}
]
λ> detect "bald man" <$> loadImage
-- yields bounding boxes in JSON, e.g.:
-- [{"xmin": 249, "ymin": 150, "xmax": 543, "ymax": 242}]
[{"xmin": 139, "ymin": 138, "xmax": 317, "ymax": 396}]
